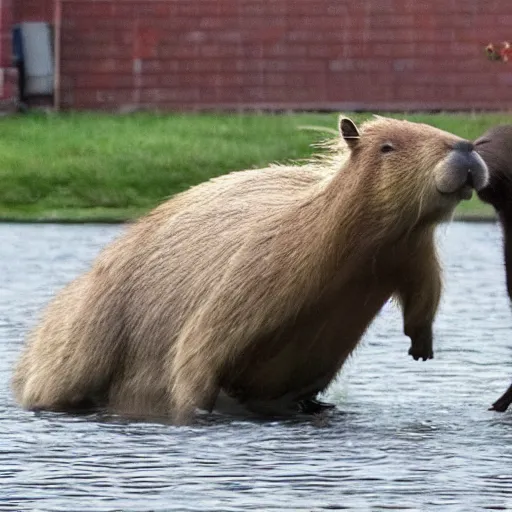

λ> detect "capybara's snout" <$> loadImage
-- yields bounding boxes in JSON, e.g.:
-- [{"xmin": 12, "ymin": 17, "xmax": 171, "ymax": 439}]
[
  {"xmin": 451, "ymin": 141, "xmax": 489, "ymax": 191},
  {"xmin": 435, "ymin": 141, "xmax": 489, "ymax": 196}
]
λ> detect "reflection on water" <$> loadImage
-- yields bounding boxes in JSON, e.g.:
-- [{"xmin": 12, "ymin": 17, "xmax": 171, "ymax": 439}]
[{"xmin": 1, "ymin": 222, "xmax": 512, "ymax": 511}]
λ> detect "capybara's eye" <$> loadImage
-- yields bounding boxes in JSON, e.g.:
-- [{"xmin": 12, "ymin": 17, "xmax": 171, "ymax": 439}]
[{"xmin": 381, "ymin": 143, "xmax": 395, "ymax": 153}]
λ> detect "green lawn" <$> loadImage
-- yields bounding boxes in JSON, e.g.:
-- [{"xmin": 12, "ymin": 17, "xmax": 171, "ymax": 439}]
[{"xmin": 0, "ymin": 111, "xmax": 507, "ymax": 222}]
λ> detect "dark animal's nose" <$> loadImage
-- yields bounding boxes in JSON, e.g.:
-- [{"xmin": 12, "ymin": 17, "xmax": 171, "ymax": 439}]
[{"xmin": 453, "ymin": 140, "xmax": 474, "ymax": 153}]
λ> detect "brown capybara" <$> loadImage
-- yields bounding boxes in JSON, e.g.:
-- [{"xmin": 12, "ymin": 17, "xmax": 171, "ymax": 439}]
[
  {"xmin": 12, "ymin": 115, "xmax": 489, "ymax": 425},
  {"xmin": 474, "ymin": 125, "xmax": 512, "ymax": 413}
]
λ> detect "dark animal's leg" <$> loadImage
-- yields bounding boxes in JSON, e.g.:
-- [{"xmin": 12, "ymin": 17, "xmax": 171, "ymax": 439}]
[
  {"xmin": 490, "ymin": 382, "xmax": 512, "ymax": 412},
  {"xmin": 491, "ymin": 214, "xmax": 512, "ymax": 413},
  {"xmin": 474, "ymin": 132, "xmax": 512, "ymax": 413}
]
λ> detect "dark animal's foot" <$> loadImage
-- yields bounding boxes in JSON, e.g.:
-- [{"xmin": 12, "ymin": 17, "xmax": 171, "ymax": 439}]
[
  {"xmin": 489, "ymin": 383, "xmax": 512, "ymax": 412},
  {"xmin": 489, "ymin": 400, "xmax": 510, "ymax": 412},
  {"xmin": 298, "ymin": 398, "xmax": 336, "ymax": 415}
]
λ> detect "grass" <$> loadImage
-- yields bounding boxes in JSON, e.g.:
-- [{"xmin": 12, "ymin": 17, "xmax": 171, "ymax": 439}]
[{"xmin": 0, "ymin": 111, "xmax": 508, "ymax": 222}]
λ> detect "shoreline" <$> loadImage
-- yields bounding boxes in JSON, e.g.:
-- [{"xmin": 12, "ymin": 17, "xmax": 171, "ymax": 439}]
[{"xmin": 0, "ymin": 212, "xmax": 497, "ymax": 225}]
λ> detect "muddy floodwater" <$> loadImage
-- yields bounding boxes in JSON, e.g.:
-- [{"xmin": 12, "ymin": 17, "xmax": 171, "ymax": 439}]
[{"xmin": 1, "ymin": 222, "xmax": 512, "ymax": 511}]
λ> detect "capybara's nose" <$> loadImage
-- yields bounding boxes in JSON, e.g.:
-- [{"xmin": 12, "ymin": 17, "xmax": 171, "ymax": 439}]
[
  {"xmin": 453, "ymin": 140, "xmax": 474, "ymax": 153},
  {"xmin": 451, "ymin": 142, "xmax": 488, "ymax": 191}
]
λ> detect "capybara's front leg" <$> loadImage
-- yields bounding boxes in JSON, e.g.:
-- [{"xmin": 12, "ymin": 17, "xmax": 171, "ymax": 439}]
[
  {"xmin": 490, "ymin": 382, "xmax": 512, "ymax": 412},
  {"xmin": 396, "ymin": 239, "xmax": 441, "ymax": 362},
  {"xmin": 406, "ymin": 325, "xmax": 434, "ymax": 361},
  {"xmin": 402, "ymin": 294, "xmax": 437, "ymax": 362}
]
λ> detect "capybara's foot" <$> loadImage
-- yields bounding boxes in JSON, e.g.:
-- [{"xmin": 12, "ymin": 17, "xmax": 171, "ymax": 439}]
[
  {"xmin": 489, "ymin": 383, "xmax": 512, "ymax": 412},
  {"xmin": 408, "ymin": 342, "xmax": 433, "ymax": 361},
  {"xmin": 298, "ymin": 398, "xmax": 336, "ymax": 415}
]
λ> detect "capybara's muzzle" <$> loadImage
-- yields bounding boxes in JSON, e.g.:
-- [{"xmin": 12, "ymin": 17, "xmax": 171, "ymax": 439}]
[{"xmin": 435, "ymin": 141, "xmax": 489, "ymax": 197}]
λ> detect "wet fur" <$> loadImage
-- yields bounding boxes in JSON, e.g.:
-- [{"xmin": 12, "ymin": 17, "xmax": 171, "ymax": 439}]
[{"xmin": 13, "ymin": 116, "xmax": 470, "ymax": 424}]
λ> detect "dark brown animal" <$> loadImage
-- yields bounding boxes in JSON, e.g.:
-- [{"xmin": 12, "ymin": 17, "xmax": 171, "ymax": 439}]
[
  {"xmin": 12, "ymin": 116, "xmax": 488, "ymax": 425},
  {"xmin": 475, "ymin": 125, "xmax": 512, "ymax": 412}
]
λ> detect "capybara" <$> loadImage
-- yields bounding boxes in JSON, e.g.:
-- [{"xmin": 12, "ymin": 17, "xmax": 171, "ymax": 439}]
[
  {"xmin": 475, "ymin": 125, "xmax": 512, "ymax": 412},
  {"xmin": 13, "ymin": 116, "xmax": 489, "ymax": 424}
]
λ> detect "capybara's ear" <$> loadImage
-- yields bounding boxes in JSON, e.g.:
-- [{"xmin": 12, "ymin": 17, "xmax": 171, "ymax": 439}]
[{"xmin": 339, "ymin": 117, "xmax": 360, "ymax": 148}]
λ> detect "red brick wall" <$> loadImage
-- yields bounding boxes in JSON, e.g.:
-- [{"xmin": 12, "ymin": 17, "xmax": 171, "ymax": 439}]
[
  {"xmin": 0, "ymin": 0, "xmax": 17, "ymax": 108},
  {"xmin": 14, "ymin": 0, "xmax": 54, "ymax": 22},
  {"xmin": 18, "ymin": 0, "xmax": 512, "ymax": 111}
]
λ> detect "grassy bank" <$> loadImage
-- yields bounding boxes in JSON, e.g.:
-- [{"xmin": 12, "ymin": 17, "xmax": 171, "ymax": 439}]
[{"xmin": 0, "ymin": 111, "xmax": 507, "ymax": 223}]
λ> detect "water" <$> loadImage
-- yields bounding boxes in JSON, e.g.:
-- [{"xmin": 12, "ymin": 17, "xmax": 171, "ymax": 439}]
[{"xmin": 1, "ymin": 222, "xmax": 512, "ymax": 511}]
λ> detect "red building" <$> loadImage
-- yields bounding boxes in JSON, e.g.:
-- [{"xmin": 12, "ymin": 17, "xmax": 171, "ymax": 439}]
[{"xmin": 2, "ymin": 0, "xmax": 512, "ymax": 112}]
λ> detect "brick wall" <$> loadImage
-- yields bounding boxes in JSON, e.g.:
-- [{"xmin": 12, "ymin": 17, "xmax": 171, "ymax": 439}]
[
  {"xmin": 0, "ymin": 0, "xmax": 17, "ymax": 109},
  {"xmin": 17, "ymin": 0, "xmax": 512, "ymax": 111},
  {"xmin": 14, "ymin": 0, "xmax": 54, "ymax": 21}
]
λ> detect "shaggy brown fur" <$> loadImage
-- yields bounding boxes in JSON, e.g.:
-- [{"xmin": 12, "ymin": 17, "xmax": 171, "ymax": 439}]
[{"xmin": 12, "ymin": 116, "xmax": 488, "ymax": 424}]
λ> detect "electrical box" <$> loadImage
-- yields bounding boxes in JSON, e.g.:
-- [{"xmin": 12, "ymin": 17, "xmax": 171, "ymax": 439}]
[{"xmin": 12, "ymin": 22, "xmax": 54, "ymax": 97}]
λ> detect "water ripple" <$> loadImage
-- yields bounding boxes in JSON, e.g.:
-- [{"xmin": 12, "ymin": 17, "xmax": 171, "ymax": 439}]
[{"xmin": 1, "ymin": 222, "xmax": 512, "ymax": 511}]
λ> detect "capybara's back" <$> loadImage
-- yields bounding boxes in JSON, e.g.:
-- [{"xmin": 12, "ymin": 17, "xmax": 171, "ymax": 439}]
[
  {"xmin": 13, "ymin": 164, "xmax": 331, "ymax": 417},
  {"xmin": 13, "ymin": 116, "xmax": 488, "ymax": 424}
]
